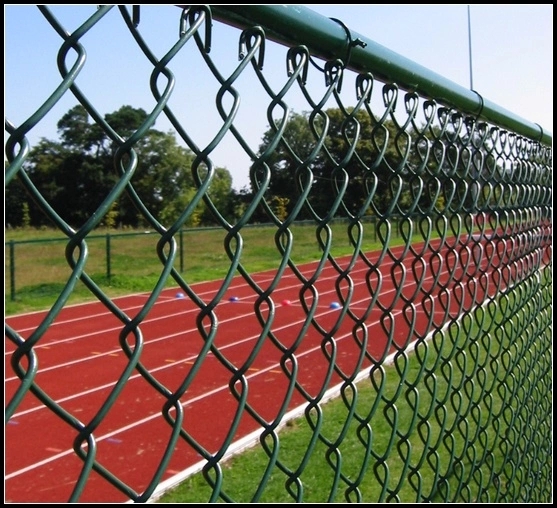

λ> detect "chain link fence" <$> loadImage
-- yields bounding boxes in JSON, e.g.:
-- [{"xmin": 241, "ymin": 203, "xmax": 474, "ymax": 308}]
[{"xmin": 5, "ymin": 5, "xmax": 552, "ymax": 503}]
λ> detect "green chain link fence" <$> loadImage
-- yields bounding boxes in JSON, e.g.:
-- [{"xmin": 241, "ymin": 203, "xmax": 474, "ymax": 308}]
[{"xmin": 5, "ymin": 5, "xmax": 552, "ymax": 503}]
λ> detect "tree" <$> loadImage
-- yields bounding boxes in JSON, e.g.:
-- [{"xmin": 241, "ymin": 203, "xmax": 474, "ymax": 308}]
[
  {"xmin": 7, "ymin": 105, "xmax": 236, "ymax": 229},
  {"xmin": 254, "ymin": 105, "xmax": 507, "ymax": 223},
  {"xmin": 5, "ymin": 174, "xmax": 32, "ymax": 228},
  {"xmin": 407, "ymin": 113, "xmax": 509, "ymax": 216},
  {"xmin": 255, "ymin": 107, "xmax": 405, "ymax": 221}
]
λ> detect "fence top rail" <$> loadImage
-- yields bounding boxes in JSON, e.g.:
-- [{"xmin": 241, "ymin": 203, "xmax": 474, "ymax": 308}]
[{"xmin": 200, "ymin": 4, "xmax": 552, "ymax": 146}]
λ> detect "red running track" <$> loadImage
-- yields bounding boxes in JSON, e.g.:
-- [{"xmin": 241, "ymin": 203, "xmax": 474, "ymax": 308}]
[{"xmin": 4, "ymin": 235, "xmax": 525, "ymax": 502}]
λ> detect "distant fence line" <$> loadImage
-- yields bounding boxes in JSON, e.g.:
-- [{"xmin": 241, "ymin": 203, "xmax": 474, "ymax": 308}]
[
  {"xmin": 6, "ymin": 228, "xmax": 195, "ymax": 298},
  {"xmin": 7, "ymin": 218, "xmax": 390, "ymax": 302}
]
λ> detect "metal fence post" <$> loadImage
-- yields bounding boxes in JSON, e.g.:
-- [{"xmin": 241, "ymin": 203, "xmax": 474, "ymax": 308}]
[
  {"xmin": 180, "ymin": 229, "xmax": 184, "ymax": 272},
  {"xmin": 106, "ymin": 233, "xmax": 111, "ymax": 284},
  {"xmin": 9, "ymin": 240, "xmax": 15, "ymax": 301}
]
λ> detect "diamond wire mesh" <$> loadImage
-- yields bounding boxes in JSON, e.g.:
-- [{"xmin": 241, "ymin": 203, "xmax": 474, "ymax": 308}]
[{"xmin": 4, "ymin": 5, "xmax": 552, "ymax": 503}]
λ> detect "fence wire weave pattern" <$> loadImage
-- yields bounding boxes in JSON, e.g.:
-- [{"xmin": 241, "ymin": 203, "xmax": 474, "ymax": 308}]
[{"xmin": 4, "ymin": 5, "xmax": 552, "ymax": 503}]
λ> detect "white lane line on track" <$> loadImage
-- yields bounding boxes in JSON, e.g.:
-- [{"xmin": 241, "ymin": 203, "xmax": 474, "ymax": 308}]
[
  {"xmin": 4, "ymin": 271, "xmax": 421, "ymax": 395},
  {"xmin": 5, "ymin": 261, "xmax": 469, "ymax": 385},
  {"xmin": 5, "ymin": 289, "xmax": 449, "ymax": 481},
  {"xmin": 5, "ymin": 262, "xmax": 377, "ymax": 336},
  {"xmin": 7, "ymin": 283, "xmax": 485, "ymax": 485},
  {"xmin": 5, "ymin": 238, "xmax": 454, "ymax": 345},
  {"xmin": 4, "ymin": 268, "xmax": 345, "ymax": 337},
  {"xmin": 5, "ymin": 237, "xmax": 437, "ymax": 333},
  {"xmin": 7, "ymin": 238, "xmax": 503, "ymax": 482}
]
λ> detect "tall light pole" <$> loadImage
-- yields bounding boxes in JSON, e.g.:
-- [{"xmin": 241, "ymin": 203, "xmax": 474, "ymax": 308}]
[{"xmin": 467, "ymin": 5, "xmax": 474, "ymax": 90}]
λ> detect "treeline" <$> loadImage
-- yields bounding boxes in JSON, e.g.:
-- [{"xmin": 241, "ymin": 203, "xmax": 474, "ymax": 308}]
[
  {"xmin": 6, "ymin": 105, "xmax": 246, "ymax": 229},
  {"xmin": 6, "ymin": 104, "xmax": 493, "ymax": 230}
]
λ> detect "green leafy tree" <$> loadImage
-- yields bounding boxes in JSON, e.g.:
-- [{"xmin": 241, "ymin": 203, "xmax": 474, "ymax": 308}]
[
  {"xmin": 7, "ymin": 105, "xmax": 237, "ymax": 229},
  {"xmin": 255, "ymin": 107, "xmax": 405, "ymax": 221},
  {"xmin": 255, "ymin": 106, "xmax": 507, "ymax": 222},
  {"xmin": 197, "ymin": 166, "xmax": 235, "ymax": 226},
  {"xmin": 407, "ymin": 116, "xmax": 507, "ymax": 216},
  {"xmin": 5, "ymin": 175, "xmax": 32, "ymax": 228}
]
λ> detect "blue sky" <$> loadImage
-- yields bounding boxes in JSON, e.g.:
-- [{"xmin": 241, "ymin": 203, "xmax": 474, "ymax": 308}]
[{"xmin": 5, "ymin": 5, "xmax": 553, "ymax": 190}]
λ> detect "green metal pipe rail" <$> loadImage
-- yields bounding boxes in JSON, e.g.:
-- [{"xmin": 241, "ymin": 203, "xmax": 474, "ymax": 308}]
[{"xmin": 208, "ymin": 5, "xmax": 552, "ymax": 146}]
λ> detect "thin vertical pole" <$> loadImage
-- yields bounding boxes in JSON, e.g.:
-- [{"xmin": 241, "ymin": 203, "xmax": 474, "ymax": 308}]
[
  {"xmin": 106, "ymin": 233, "xmax": 111, "ymax": 284},
  {"xmin": 180, "ymin": 229, "xmax": 184, "ymax": 272},
  {"xmin": 10, "ymin": 240, "xmax": 16, "ymax": 301},
  {"xmin": 467, "ymin": 5, "xmax": 474, "ymax": 90}
]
